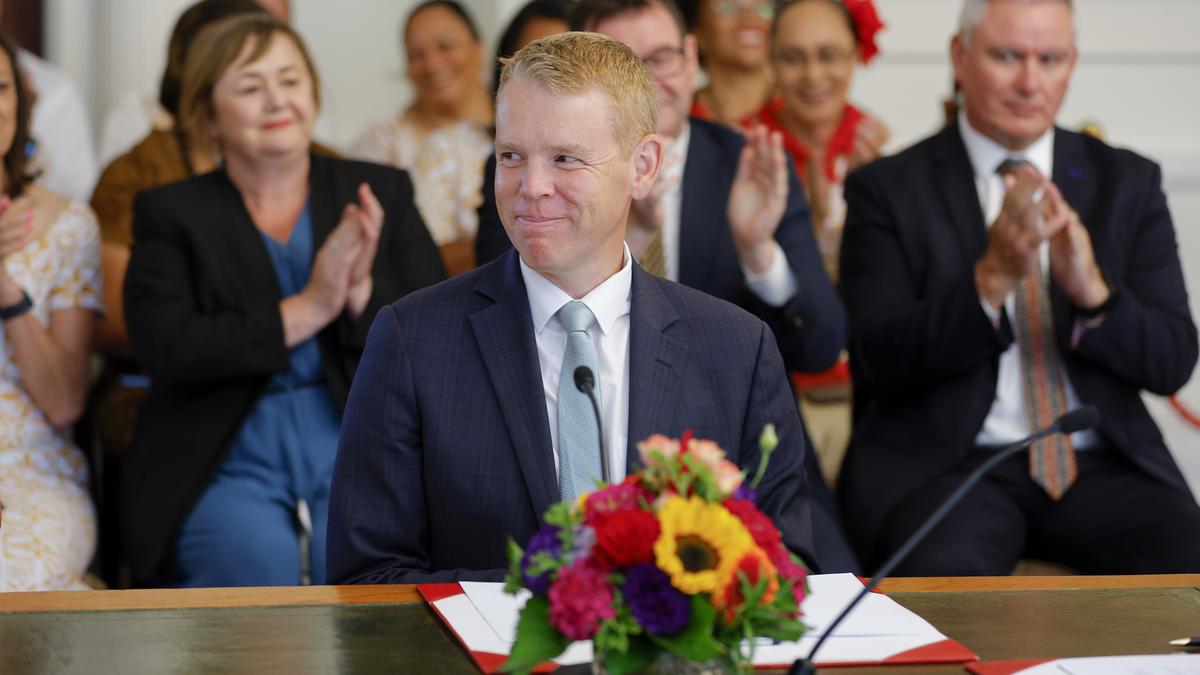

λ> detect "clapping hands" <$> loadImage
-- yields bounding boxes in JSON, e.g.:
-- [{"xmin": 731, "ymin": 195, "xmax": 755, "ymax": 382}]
[
  {"xmin": 975, "ymin": 164, "xmax": 1108, "ymax": 311},
  {"xmin": 309, "ymin": 182, "xmax": 383, "ymax": 320},
  {"xmin": 728, "ymin": 124, "xmax": 788, "ymax": 275}
]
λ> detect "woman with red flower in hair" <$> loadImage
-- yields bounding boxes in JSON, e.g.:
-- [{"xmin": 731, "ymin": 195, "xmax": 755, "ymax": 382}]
[
  {"xmin": 748, "ymin": 1, "xmax": 887, "ymax": 529},
  {"xmin": 749, "ymin": 0, "xmax": 888, "ymax": 282}
]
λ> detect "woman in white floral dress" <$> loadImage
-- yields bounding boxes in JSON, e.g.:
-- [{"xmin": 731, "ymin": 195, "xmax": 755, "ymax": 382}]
[
  {"xmin": 0, "ymin": 34, "xmax": 102, "ymax": 591},
  {"xmin": 350, "ymin": 0, "xmax": 492, "ymax": 276}
]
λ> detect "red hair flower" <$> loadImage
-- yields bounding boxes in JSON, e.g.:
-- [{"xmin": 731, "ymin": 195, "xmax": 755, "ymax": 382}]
[{"xmin": 844, "ymin": 0, "xmax": 885, "ymax": 64}]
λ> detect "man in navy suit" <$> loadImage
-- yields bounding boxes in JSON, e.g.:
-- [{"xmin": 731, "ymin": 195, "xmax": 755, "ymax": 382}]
[
  {"xmin": 839, "ymin": 0, "xmax": 1200, "ymax": 575},
  {"xmin": 476, "ymin": 0, "xmax": 858, "ymax": 574},
  {"xmin": 326, "ymin": 31, "xmax": 814, "ymax": 584}
]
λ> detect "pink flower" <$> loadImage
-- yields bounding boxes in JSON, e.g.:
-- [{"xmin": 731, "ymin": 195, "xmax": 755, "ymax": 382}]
[
  {"xmin": 548, "ymin": 561, "xmax": 615, "ymax": 640},
  {"xmin": 584, "ymin": 478, "xmax": 653, "ymax": 519},
  {"xmin": 714, "ymin": 460, "xmax": 744, "ymax": 495},
  {"xmin": 637, "ymin": 434, "xmax": 680, "ymax": 469},
  {"xmin": 687, "ymin": 438, "xmax": 725, "ymax": 469},
  {"xmin": 773, "ymin": 552, "xmax": 809, "ymax": 613}
]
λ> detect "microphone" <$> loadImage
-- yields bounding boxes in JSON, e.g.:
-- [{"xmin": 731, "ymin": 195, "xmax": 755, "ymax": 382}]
[
  {"xmin": 788, "ymin": 405, "xmax": 1100, "ymax": 675},
  {"xmin": 574, "ymin": 366, "xmax": 610, "ymax": 484}
]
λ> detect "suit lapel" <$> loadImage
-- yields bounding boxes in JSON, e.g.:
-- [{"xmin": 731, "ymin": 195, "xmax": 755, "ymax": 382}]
[
  {"xmin": 307, "ymin": 153, "xmax": 338, "ymax": 250},
  {"xmin": 216, "ymin": 171, "xmax": 284, "ymax": 302},
  {"xmin": 1050, "ymin": 129, "xmax": 1097, "ymax": 346},
  {"xmin": 626, "ymin": 267, "xmax": 688, "ymax": 472},
  {"xmin": 934, "ymin": 122, "xmax": 990, "ymax": 266},
  {"xmin": 469, "ymin": 252, "xmax": 560, "ymax": 517},
  {"xmin": 677, "ymin": 122, "xmax": 728, "ymax": 289}
]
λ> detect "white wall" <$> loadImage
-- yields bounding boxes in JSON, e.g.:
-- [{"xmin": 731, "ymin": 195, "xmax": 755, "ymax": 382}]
[
  {"xmin": 42, "ymin": 0, "xmax": 1200, "ymax": 492},
  {"xmin": 44, "ymin": 0, "xmax": 529, "ymax": 152}
]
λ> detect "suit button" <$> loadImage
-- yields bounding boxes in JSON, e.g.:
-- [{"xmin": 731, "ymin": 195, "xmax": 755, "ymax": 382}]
[{"xmin": 790, "ymin": 315, "xmax": 805, "ymax": 330}]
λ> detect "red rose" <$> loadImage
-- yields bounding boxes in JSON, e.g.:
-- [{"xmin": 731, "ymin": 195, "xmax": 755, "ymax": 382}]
[
  {"xmin": 592, "ymin": 509, "xmax": 660, "ymax": 567},
  {"xmin": 723, "ymin": 498, "xmax": 785, "ymax": 557}
]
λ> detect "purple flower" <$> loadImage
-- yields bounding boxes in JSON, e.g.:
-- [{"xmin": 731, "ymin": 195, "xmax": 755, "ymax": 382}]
[
  {"xmin": 622, "ymin": 564, "xmax": 691, "ymax": 635},
  {"xmin": 522, "ymin": 526, "xmax": 562, "ymax": 595},
  {"xmin": 732, "ymin": 485, "xmax": 757, "ymax": 503},
  {"xmin": 570, "ymin": 525, "xmax": 596, "ymax": 563}
]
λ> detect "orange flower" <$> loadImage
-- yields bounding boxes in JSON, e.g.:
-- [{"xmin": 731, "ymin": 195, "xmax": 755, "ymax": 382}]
[{"xmin": 712, "ymin": 547, "xmax": 778, "ymax": 623}]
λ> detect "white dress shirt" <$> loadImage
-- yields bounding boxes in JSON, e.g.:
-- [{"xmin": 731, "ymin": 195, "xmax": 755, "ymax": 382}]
[
  {"xmin": 959, "ymin": 113, "xmax": 1100, "ymax": 449},
  {"xmin": 659, "ymin": 123, "xmax": 798, "ymax": 307},
  {"xmin": 520, "ymin": 247, "xmax": 633, "ymax": 482}
]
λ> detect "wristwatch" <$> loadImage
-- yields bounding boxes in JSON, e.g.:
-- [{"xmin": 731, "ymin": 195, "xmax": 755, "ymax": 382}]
[{"xmin": 0, "ymin": 289, "xmax": 32, "ymax": 321}]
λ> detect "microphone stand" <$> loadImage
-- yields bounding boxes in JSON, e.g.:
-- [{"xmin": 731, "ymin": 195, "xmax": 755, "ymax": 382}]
[
  {"xmin": 789, "ymin": 407, "xmax": 1098, "ymax": 674},
  {"xmin": 574, "ymin": 366, "xmax": 610, "ymax": 483}
]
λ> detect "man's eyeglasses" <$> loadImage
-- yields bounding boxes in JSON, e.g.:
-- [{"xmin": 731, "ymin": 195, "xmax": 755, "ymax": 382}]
[
  {"xmin": 710, "ymin": 0, "xmax": 775, "ymax": 20},
  {"xmin": 641, "ymin": 46, "xmax": 686, "ymax": 78}
]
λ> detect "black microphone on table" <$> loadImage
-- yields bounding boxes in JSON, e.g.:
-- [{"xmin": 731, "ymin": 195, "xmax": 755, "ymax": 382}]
[
  {"xmin": 788, "ymin": 405, "xmax": 1100, "ymax": 675},
  {"xmin": 574, "ymin": 366, "xmax": 610, "ymax": 483}
]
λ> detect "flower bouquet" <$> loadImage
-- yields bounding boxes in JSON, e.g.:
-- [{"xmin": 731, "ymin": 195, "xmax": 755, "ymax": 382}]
[{"xmin": 503, "ymin": 426, "xmax": 808, "ymax": 675}]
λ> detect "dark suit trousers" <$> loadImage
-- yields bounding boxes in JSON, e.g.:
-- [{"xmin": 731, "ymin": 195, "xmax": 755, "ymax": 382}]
[
  {"xmin": 878, "ymin": 448, "xmax": 1200, "ymax": 576},
  {"xmin": 806, "ymin": 448, "xmax": 860, "ymax": 574}
]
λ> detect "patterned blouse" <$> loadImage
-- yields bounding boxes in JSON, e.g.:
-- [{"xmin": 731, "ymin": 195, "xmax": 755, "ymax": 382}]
[
  {"xmin": 350, "ymin": 115, "xmax": 492, "ymax": 247},
  {"xmin": 0, "ymin": 200, "xmax": 103, "ymax": 591}
]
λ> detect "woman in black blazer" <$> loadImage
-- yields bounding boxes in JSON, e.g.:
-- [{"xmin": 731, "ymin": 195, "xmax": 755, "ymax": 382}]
[{"xmin": 121, "ymin": 14, "xmax": 445, "ymax": 586}]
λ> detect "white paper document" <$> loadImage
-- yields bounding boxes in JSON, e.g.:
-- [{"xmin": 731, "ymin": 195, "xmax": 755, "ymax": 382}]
[
  {"xmin": 1013, "ymin": 654, "xmax": 1200, "ymax": 674},
  {"xmin": 430, "ymin": 573, "xmax": 964, "ymax": 668}
]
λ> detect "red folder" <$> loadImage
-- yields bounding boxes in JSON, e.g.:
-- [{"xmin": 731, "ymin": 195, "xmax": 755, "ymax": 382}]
[
  {"xmin": 419, "ymin": 582, "xmax": 977, "ymax": 673},
  {"xmin": 965, "ymin": 660, "xmax": 1053, "ymax": 675}
]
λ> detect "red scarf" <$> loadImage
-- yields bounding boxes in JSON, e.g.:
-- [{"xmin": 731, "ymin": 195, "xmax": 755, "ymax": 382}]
[{"xmin": 746, "ymin": 97, "xmax": 864, "ymax": 183}]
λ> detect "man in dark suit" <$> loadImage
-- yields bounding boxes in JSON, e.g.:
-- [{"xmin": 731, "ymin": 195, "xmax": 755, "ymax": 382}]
[
  {"xmin": 475, "ymin": 0, "xmax": 858, "ymax": 574},
  {"xmin": 839, "ymin": 0, "xmax": 1200, "ymax": 575},
  {"xmin": 326, "ymin": 31, "xmax": 814, "ymax": 584}
]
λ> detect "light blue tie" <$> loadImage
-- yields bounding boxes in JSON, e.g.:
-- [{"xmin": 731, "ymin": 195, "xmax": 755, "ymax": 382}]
[{"xmin": 556, "ymin": 300, "xmax": 603, "ymax": 501}]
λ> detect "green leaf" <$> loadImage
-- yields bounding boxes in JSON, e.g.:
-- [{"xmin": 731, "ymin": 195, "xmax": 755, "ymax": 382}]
[
  {"xmin": 545, "ymin": 501, "xmax": 581, "ymax": 529},
  {"xmin": 600, "ymin": 636, "xmax": 659, "ymax": 675},
  {"xmin": 648, "ymin": 595, "xmax": 724, "ymax": 662},
  {"xmin": 502, "ymin": 596, "xmax": 571, "ymax": 675},
  {"xmin": 756, "ymin": 618, "xmax": 806, "ymax": 643}
]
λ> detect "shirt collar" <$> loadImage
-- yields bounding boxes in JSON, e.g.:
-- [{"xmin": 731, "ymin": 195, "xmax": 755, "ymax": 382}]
[
  {"xmin": 520, "ymin": 244, "xmax": 633, "ymax": 336},
  {"xmin": 958, "ymin": 111, "xmax": 1055, "ymax": 180}
]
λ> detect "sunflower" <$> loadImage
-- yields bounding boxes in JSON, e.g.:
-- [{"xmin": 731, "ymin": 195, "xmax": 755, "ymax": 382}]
[{"xmin": 654, "ymin": 495, "xmax": 754, "ymax": 595}]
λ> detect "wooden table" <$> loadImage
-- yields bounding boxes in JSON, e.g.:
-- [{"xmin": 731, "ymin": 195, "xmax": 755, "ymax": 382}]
[{"xmin": 1, "ymin": 575, "xmax": 1197, "ymax": 674}]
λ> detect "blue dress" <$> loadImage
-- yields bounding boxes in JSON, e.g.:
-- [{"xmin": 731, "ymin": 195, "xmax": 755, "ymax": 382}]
[{"xmin": 172, "ymin": 202, "xmax": 342, "ymax": 586}]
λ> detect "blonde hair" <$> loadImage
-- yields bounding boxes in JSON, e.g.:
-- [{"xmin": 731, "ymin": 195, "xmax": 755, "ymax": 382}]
[
  {"xmin": 498, "ymin": 31, "xmax": 657, "ymax": 154},
  {"xmin": 178, "ymin": 13, "xmax": 321, "ymax": 156}
]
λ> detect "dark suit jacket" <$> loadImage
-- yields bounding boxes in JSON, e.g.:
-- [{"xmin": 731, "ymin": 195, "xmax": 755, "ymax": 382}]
[
  {"xmin": 121, "ymin": 154, "xmax": 446, "ymax": 583},
  {"xmin": 838, "ymin": 122, "xmax": 1198, "ymax": 567},
  {"xmin": 326, "ymin": 252, "xmax": 816, "ymax": 584},
  {"xmin": 476, "ymin": 117, "xmax": 845, "ymax": 374}
]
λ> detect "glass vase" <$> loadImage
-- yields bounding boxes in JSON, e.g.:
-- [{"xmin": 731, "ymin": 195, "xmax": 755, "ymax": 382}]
[{"xmin": 591, "ymin": 652, "xmax": 735, "ymax": 675}]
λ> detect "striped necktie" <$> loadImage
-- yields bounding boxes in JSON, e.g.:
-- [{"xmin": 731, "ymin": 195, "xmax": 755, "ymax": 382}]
[{"xmin": 997, "ymin": 158, "xmax": 1078, "ymax": 498}]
